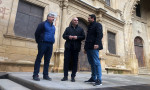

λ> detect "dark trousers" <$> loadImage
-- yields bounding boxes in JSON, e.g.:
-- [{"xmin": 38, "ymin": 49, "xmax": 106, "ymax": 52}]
[
  {"xmin": 63, "ymin": 48, "xmax": 79, "ymax": 77},
  {"xmin": 33, "ymin": 42, "xmax": 53, "ymax": 76}
]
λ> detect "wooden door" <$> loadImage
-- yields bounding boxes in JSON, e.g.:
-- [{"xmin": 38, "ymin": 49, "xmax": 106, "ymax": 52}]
[
  {"xmin": 134, "ymin": 37, "xmax": 145, "ymax": 67},
  {"xmin": 78, "ymin": 18, "xmax": 90, "ymax": 71},
  {"xmin": 14, "ymin": 0, "xmax": 44, "ymax": 38}
]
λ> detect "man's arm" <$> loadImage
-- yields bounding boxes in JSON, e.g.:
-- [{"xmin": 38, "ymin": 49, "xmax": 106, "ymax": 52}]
[
  {"xmin": 77, "ymin": 28, "xmax": 85, "ymax": 41},
  {"xmin": 62, "ymin": 28, "xmax": 70, "ymax": 40},
  {"xmin": 95, "ymin": 23, "xmax": 103, "ymax": 45},
  {"xmin": 35, "ymin": 23, "xmax": 42, "ymax": 43}
]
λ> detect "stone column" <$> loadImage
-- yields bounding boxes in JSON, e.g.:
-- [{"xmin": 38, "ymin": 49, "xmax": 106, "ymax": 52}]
[
  {"xmin": 97, "ymin": 13, "xmax": 106, "ymax": 73},
  {"xmin": 59, "ymin": 0, "xmax": 68, "ymax": 50},
  {"xmin": 125, "ymin": 21, "xmax": 138, "ymax": 74},
  {"xmin": 147, "ymin": 12, "xmax": 150, "ymax": 69},
  {"xmin": 53, "ymin": 0, "xmax": 68, "ymax": 72}
]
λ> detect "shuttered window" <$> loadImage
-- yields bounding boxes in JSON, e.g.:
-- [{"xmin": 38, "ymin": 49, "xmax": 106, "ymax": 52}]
[
  {"xmin": 14, "ymin": 0, "xmax": 44, "ymax": 38},
  {"xmin": 107, "ymin": 31, "xmax": 116, "ymax": 54},
  {"xmin": 105, "ymin": 0, "xmax": 110, "ymax": 6}
]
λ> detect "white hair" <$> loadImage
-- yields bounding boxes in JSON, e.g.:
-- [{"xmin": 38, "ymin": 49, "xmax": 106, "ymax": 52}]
[{"xmin": 47, "ymin": 12, "xmax": 55, "ymax": 17}]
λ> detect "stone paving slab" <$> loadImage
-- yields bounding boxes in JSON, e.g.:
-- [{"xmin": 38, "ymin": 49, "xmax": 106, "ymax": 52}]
[{"xmin": 5, "ymin": 72, "xmax": 150, "ymax": 90}]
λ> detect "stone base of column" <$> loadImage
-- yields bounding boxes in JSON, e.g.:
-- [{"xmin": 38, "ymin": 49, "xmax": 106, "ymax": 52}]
[
  {"xmin": 126, "ymin": 54, "xmax": 138, "ymax": 74},
  {"xmin": 0, "ymin": 61, "xmax": 53, "ymax": 72},
  {"xmin": 131, "ymin": 59, "xmax": 139, "ymax": 74},
  {"xmin": 52, "ymin": 49, "xmax": 64, "ymax": 73},
  {"xmin": 100, "ymin": 57, "xmax": 107, "ymax": 74}
]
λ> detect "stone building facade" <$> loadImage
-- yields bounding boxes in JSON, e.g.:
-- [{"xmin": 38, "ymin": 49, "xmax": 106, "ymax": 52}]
[{"xmin": 0, "ymin": 0, "xmax": 150, "ymax": 74}]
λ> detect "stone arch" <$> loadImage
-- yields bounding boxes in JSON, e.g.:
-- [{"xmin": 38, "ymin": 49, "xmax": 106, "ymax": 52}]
[
  {"xmin": 65, "ymin": 13, "xmax": 90, "ymax": 71},
  {"xmin": 123, "ymin": 0, "xmax": 140, "ymax": 22},
  {"xmin": 123, "ymin": 0, "xmax": 141, "ymax": 74},
  {"xmin": 123, "ymin": 0, "xmax": 141, "ymax": 52},
  {"xmin": 134, "ymin": 36, "xmax": 144, "ymax": 46},
  {"xmin": 66, "ymin": 13, "xmax": 88, "ymax": 27}
]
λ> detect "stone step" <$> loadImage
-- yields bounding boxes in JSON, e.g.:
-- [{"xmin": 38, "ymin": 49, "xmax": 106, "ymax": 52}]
[
  {"xmin": 139, "ymin": 68, "xmax": 149, "ymax": 71},
  {"xmin": 139, "ymin": 70, "xmax": 150, "ymax": 72},
  {"xmin": 0, "ymin": 72, "xmax": 7, "ymax": 76},
  {"xmin": 139, "ymin": 67, "xmax": 147, "ymax": 69},
  {"xmin": 8, "ymin": 74, "xmax": 49, "ymax": 90},
  {"xmin": 0, "ymin": 79, "xmax": 30, "ymax": 90},
  {"xmin": 138, "ymin": 68, "xmax": 150, "ymax": 75}
]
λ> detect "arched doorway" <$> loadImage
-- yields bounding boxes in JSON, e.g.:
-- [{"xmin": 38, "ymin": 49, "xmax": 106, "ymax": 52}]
[
  {"xmin": 134, "ymin": 37, "xmax": 145, "ymax": 67},
  {"xmin": 78, "ymin": 18, "xmax": 90, "ymax": 71}
]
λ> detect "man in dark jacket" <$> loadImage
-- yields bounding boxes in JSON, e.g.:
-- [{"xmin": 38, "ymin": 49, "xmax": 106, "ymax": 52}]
[
  {"xmin": 33, "ymin": 13, "xmax": 56, "ymax": 81},
  {"xmin": 84, "ymin": 14, "xmax": 103, "ymax": 86},
  {"xmin": 61, "ymin": 17, "xmax": 85, "ymax": 82}
]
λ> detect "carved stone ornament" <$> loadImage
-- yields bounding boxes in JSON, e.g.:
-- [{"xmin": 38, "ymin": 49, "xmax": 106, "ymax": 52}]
[{"xmin": 63, "ymin": 0, "xmax": 68, "ymax": 8}]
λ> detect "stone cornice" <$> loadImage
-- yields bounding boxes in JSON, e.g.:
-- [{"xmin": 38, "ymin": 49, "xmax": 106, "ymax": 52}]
[
  {"xmin": 71, "ymin": 0, "xmax": 107, "ymax": 14},
  {"xmin": 92, "ymin": 0, "xmax": 106, "ymax": 5},
  {"xmin": 99, "ymin": 0, "xmax": 106, "ymax": 4},
  {"xmin": 0, "ymin": 61, "xmax": 54, "ymax": 66},
  {"xmin": 24, "ymin": 0, "xmax": 49, "ymax": 7},
  {"xmin": 104, "ymin": 14, "xmax": 125, "ymax": 26},
  {"xmin": 48, "ymin": 0, "xmax": 60, "ymax": 5},
  {"xmin": 4, "ymin": 34, "xmax": 35, "ymax": 42},
  {"xmin": 104, "ymin": 4, "xmax": 122, "ymax": 13},
  {"xmin": 71, "ymin": 0, "xmax": 124, "ymax": 25}
]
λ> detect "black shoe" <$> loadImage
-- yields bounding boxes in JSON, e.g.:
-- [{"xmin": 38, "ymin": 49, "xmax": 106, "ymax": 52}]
[
  {"xmin": 84, "ymin": 77, "xmax": 95, "ymax": 82},
  {"xmin": 71, "ymin": 77, "xmax": 75, "ymax": 82},
  {"xmin": 43, "ymin": 75, "xmax": 52, "ymax": 81},
  {"xmin": 61, "ymin": 77, "xmax": 68, "ymax": 81},
  {"xmin": 93, "ymin": 79, "xmax": 102, "ymax": 86},
  {"xmin": 33, "ymin": 75, "xmax": 40, "ymax": 81}
]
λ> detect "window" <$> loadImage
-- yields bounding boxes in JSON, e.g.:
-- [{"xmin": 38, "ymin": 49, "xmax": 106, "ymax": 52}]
[
  {"xmin": 107, "ymin": 31, "xmax": 116, "ymax": 54},
  {"xmin": 136, "ymin": 4, "xmax": 141, "ymax": 17},
  {"xmin": 105, "ymin": 0, "xmax": 110, "ymax": 6},
  {"xmin": 14, "ymin": 0, "xmax": 44, "ymax": 38}
]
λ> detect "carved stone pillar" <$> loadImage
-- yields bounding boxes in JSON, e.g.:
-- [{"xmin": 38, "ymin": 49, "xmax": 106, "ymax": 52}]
[
  {"xmin": 96, "ymin": 13, "xmax": 106, "ymax": 73},
  {"xmin": 97, "ymin": 13, "xmax": 103, "ymax": 23},
  {"xmin": 59, "ymin": 0, "xmax": 68, "ymax": 50},
  {"xmin": 53, "ymin": 0, "xmax": 68, "ymax": 72},
  {"xmin": 125, "ymin": 21, "xmax": 138, "ymax": 74}
]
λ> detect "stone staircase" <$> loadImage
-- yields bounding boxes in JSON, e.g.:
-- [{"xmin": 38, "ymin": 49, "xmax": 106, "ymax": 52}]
[
  {"xmin": 138, "ymin": 67, "xmax": 150, "ymax": 75},
  {"xmin": 0, "ymin": 72, "xmax": 29, "ymax": 90},
  {"xmin": 0, "ymin": 79, "xmax": 30, "ymax": 90}
]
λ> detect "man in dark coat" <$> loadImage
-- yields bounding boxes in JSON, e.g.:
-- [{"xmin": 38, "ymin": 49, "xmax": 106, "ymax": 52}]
[
  {"xmin": 33, "ymin": 13, "xmax": 56, "ymax": 81},
  {"xmin": 84, "ymin": 14, "xmax": 103, "ymax": 86},
  {"xmin": 61, "ymin": 17, "xmax": 85, "ymax": 82}
]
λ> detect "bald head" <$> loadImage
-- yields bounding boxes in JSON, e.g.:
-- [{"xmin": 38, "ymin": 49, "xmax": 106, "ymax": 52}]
[{"xmin": 71, "ymin": 17, "xmax": 78, "ymax": 27}]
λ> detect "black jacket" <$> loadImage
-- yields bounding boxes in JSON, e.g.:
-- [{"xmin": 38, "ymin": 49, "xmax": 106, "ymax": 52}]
[
  {"xmin": 63, "ymin": 25, "xmax": 85, "ymax": 52},
  {"xmin": 84, "ymin": 21, "xmax": 103, "ymax": 50},
  {"xmin": 35, "ymin": 21, "xmax": 45, "ymax": 43}
]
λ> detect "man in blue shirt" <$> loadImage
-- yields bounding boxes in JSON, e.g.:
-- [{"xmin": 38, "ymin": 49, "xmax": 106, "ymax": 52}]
[{"xmin": 33, "ymin": 13, "xmax": 56, "ymax": 81}]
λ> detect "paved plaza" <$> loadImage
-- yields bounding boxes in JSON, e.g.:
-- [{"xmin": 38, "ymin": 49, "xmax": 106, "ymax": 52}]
[{"xmin": 0, "ymin": 72, "xmax": 150, "ymax": 90}]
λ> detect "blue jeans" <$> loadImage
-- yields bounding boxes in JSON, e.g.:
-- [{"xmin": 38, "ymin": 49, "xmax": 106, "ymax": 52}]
[
  {"xmin": 33, "ymin": 42, "xmax": 53, "ymax": 76},
  {"xmin": 86, "ymin": 50, "xmax": 102, "ymax": 81}
]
